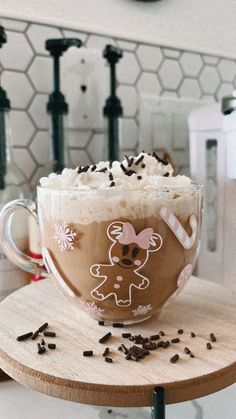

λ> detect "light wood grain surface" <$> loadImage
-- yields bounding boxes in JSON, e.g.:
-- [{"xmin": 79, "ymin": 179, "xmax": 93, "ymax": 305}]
[{"xmin": 0, "ymin": 277, "xmax": 235, "ymax": 407}]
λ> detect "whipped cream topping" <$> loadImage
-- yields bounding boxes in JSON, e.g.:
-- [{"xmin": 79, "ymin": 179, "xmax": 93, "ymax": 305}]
[{"xmin": 39, "ymin": 152, "xmax": 191, "ymax": 190}]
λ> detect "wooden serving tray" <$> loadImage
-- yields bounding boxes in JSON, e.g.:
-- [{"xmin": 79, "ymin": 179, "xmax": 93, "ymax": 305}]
[{"xmin": 0, "ymin": 277, "xmax": 235, "ymax": 407}]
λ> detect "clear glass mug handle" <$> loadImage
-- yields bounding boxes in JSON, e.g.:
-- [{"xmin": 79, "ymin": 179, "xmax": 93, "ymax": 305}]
[{"xmin": 0, "ymin": 199, "xmax": 48, "ymax": 278}]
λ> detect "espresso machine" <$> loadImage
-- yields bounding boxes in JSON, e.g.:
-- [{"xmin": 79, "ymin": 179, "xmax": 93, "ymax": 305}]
[{"xmin": 188, "ymin": 93, "xmax": 236, "ymax": 289}]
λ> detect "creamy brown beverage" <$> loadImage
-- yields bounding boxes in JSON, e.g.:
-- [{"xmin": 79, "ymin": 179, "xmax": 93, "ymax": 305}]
[{"xmin": 38, "ymin": 153, "xmax": 202, "ymax": 324}]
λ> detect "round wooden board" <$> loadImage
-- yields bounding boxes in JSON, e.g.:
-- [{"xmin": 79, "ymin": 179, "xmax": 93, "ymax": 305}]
[{"xmin": 0, "ymin": 277, "xmax": 235, "ymax": 407}]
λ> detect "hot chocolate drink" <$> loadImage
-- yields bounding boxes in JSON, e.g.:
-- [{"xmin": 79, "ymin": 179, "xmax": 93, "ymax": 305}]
[{"xmin": 38, "ymin": 153, "xmax": 202, "ymax": 324}]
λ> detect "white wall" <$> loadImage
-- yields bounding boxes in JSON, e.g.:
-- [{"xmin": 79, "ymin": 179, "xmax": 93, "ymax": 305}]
[{"xmin": 1, "ymin": 0, "xmax": 236, "ymax": 58}]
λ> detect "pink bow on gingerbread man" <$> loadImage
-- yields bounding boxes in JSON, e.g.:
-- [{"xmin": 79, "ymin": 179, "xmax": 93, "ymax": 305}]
[{"xmin": 118, "ymin": 222, "xmax": 153, "ymax": 250}]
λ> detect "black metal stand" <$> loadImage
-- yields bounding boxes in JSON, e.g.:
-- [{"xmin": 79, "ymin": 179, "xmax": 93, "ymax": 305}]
[{"xmin": 151, "ymin": 387, "xmax": 165, "ymax": 419}]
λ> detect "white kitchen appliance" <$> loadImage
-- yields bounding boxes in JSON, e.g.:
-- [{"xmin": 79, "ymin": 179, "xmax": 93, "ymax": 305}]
[{"xmin": 188, "ymin": 98, "xmax": 236, "ymax": 288}]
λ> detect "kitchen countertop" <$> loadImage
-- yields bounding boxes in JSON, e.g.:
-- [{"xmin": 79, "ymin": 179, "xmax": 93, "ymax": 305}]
[{"xmin": 0, "ymin": 380, "xmax": 235, "ymax": 419}]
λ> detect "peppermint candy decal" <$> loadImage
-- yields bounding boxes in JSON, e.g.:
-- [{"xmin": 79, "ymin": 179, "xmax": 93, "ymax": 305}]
[
  {"xmin": 53, "ymin": 222, "xmax": 76, "ymax": 252},
  {"xmin": 159, "ymin": 206, "xmax": 198, "ymax": 249}
]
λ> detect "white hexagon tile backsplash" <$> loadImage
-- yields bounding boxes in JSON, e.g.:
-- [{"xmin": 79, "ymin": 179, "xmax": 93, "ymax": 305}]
[{"xmin": 0, "ymin": 16, "xmax": 236, "ymax": 187}]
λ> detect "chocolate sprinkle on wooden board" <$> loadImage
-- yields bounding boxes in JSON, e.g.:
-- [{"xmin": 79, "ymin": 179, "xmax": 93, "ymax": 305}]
[
  {"xmin": 99, "ymin": 332, "xmax": 112, "ymax": 344},
  {"xmin": 206, "ymin": 342, "xmax": 212, "ymax": 350},
  {"xmin": 135, "ymin": 155, "xmax": 144, "ymax": 165},
  {"xmin": 170, "ymin": 354, "xmax": 179, "ymax": 364},
  {"xmin": 37, "ymin": 343, "xmax": 46, "ymax": 355},
  {"xmin": 31, "ymin": 330, "xmax": 40, "ymax": 340},
  {"xmin": 162, "ymin": 340, "xmax": 170, "ymax": 349},
  {"xmin": 150, "ymin": 334, "xmax": 160, "ymax": 341},
  {"xmin": 103, "ymin": 347, "xmax": 110, "ymax": 357},
  {"xmin": 83, "ymin": 350, "xmax": 93, "ymax": 357},
  {"xmin": 171, "ymin": 338, "xmax": 180, "ymax": 343},
  {"xmin": 105, "ymin": 357, "xmax": 113, "ymax": 363},
  {"xmin": 122, "ymin": 333, "xmax": 131, "ymax": 339},
  {"xmin": 43, "ymin": 331, "xmax": 56, "ymax": 337},
  {"xmin": 17, "ymin": 332, "xmax": 33, "ymax": 341},
  {"xmin": 38, "ymin": 322, "xmax": 49, "ymax": 333},
  {"xmin": 48, "ymin": 343, "xmax": 56, "ymax": 350},
  {"xmin": 210, "ymin": 333, "xmax": 216, "ymax": 342}
]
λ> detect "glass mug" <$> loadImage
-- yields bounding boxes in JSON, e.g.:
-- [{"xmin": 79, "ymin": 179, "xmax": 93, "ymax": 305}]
[{"xmin": 0, "ymin": 184, "xmax": 203, "ymax": 324}]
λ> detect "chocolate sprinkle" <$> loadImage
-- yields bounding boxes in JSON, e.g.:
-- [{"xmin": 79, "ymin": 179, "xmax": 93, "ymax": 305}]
[
  {"xmin": 135, "ymin": 155, "xmax": 145, "ymax": 165},
  {"xmin": 150, "ymin": 334, "xmax": 160, "ymax": 341},
  {"xmin": 38, "ymin": 323, "xmax": 49, "ymax": 333},
  {"xmin": 91, "ymin": 164, "xmax": 97, "ymax": 172},
  {"xmin": 98, "ymin": 321, "xmax": 105, "ymax": 326},
  {"xmin": 184, "ymin": 347, "xmax": 191, "ymax": 354},
  {"xmin": 43, "ymin": 331, "xmax": 56, "ymax": 337},
  {"xmin": 178, "ymin": 329, "xmax": 184, "ymax": 334},
  {"xmin": 137, "ymin": 175, "xmax": 142, "ymax": 180},
  {"xmin": 48, "ymin": 343, "xmax": 56, "ymax": 350},
  {"xmin": 17, "ymin": 332, "xmax": 33, "ymax": 341},
  {"xmin": 37, "ymin": 343, "xmax": 46, "ymax": 355},
  {"xmin": 120, "ymin": 163, "xmax": 129, "ymax": 175},
  {"xmin": 77, "ymin": 165, "xmax": 89, "ymax": 174},
  {"xmin": 210, "ymin": 333, "xmax": 216, "ymax": 342},
  {"xmin": 31, "ymin": 330, "xmax": 40, "ymax": 340},
  {"xmin": 96, "ymin": 167, "xmax": 107, "ymax": 173},
  {"xmin": 171, "ymin": 338, "xmax": 180, "ymax": 343},
  {"xmin": 41, "ymin": 339, "xmax": 45, "ymax": 346},
  {"xmin": 122, "ymin": 333, "xmax": 131, "ymax": 339},
  {"xmin": 128, "ymin": 157, "xmax": 134, "ymax": 167},
  {"xmin": 109, "ymin": 172, "xmax": 113, "ymax": 181},
  {"xmin": 162, "ymin": 340, "xmax": 170, "ymax": 349},
  {"xmin": 112, "ymin": 323, "xmax": 124, "ymax": 328},
  {"xmin": 83, "ymin": 350, "xmax": 93, "ymax": 357},
  {"xmin": 105, "ymin": 357, "xmax": 113, "ymax": 363},
  {"xmin": 164, "ymin": 172, "xmax": 169, "ymax": 177},
  {"xmin": 190, "ymin": 352, "xmax": 195, "ymax": 358},
  {"xmin": 152, "ymin": 151, "xmax": 169, "ymax": 166},
  {"xmin": 110, "ymin": 181, "xmax": 115, "ymax": 187},
  {"xmin": 99, "ymin": 332, "xmax": 112, "ymax": 344},
  {"xmin": 159, "ymin": 331, "xmax": 165, "ymax": 336},
  {"xmin": 191, "ymin": 332, "xmax": 196, "ymax": 338},
  {"xmin": 141, "ymin": 163, "xmax": 145, "ymax": 168},
  {"xmin": 206, "ymin": 342, "xmax": 212, "ymax": 350},
  {"xmin": 170, "ymin": 354, "xmax": 179, "ymax": 364},
  {"xmin": 103, "ymin": 347, "xmax": 110, "ymax": 357}
]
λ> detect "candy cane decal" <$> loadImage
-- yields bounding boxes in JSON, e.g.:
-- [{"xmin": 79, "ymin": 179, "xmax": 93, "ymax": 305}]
[{"xmin": 159, "ymin": 206, "xmax": 197, "ymax": 249}]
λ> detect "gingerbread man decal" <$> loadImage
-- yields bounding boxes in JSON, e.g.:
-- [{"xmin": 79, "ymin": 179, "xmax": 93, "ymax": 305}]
[{"xmin": 90, "ymin": 222, "xmax": 162, "ymax": 307}]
